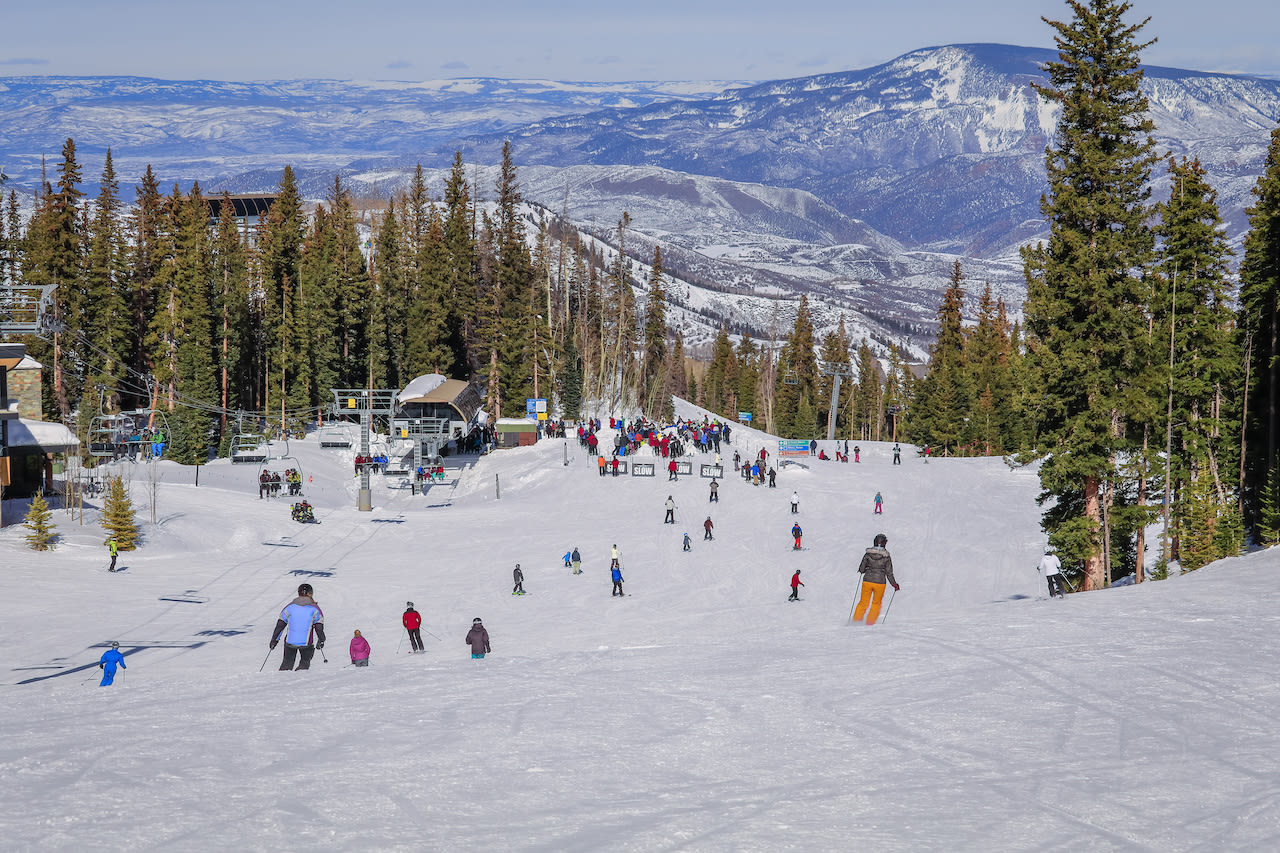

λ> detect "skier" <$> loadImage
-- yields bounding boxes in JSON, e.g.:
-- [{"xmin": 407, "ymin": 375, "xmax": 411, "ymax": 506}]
[
  {"xmin": 571, "ymin": 546, "xmax": 582, "ymax": 575},
  {"xmin": 610, "ymin": 544, "xmax": 621, "ymax": 569},
  {"xmin": 792, "ymin": 522, "xmax": 803, "ymax": 550},
  {"xmin": 98, "ymin": 641, "xmax": 126, "ymax": 686},
  {"xmin": 349, "ymin": 630, "xmax": 371, "ymax": 667},
  {"xmin": 809, "ymin": 439, "xmax": 818, "ymax": 456},
  {"xmin": 733, "ymin": 450, "xmax": 741, "ymax": 471},
  {"xmin": 611, "ymin": 564, "xmax": 626, "ymax": 597},
  {"xmin": 269, "ymin": 582, "xmax": 326, "ymax": 671},
  {"xmin": 107, "ymin": 537, "xmax": 118, "ymax": 572},
  {"xmin": 789, "ymin": 570, "xmax": 804, "ymax": 601},
  {"xmin": 563, "ymin": 550, "xmax": 572, "ymax": 568},
  {"xmin": 853, "ymin": 533, "xmax": 899, "ymax": 626},
  {"xmin": 768, "ymin": 467, "xmax": 777, "ymax": 488},
  {"xmin": 1039, "ymin": 547, "xmax": 1066, "ymax": 599},
  {"xmin": 854, "ymin": 445, "xmax": 861, "ymax": 463},
  {"xmin": 923, "ymin": 444, "xmax": 931, "ymax": 463},
  {"xmin": 704, "ymin": 516, "xmax": 715, "ymax": 540},
  {"xmin": 874, "ymin": 491, "xmax": 883, "ymax": 515},
  {"xmin": 892, "ymin": 443, "xmax": 901, "ymax": 465},
  {"xmin": 665, "ymin": 496, "xmax": 676, "ymax": 524},
  {"xmin": 683, "ymin": 532, "xmax": 692, "ymax": 552},
  {"xmin": 791, "ymin": 491, "xmax": 800, "ymax": 514},
  {"xmin": 403, "ymin": 602, "xmax": 424, "ymax": 653},
  {"xmin": 466, "ymin": 617, "xmax": 491, "ymax": 659},
  {"xmin": 668, "ymin": 458, "xmax": 679, "ymax": 481},
  {"xmin": 709, "ymin": 478, "xmax": 719, "ymax": 503},
  {"xmin": 512, "ymin": 563, "xmax": 525, "ymax": 595}
]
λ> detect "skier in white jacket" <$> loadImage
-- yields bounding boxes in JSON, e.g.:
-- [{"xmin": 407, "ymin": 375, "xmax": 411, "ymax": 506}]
[{"xmin": 1038, "ymin": 549, "xmax": 1065, "ymax": 599}]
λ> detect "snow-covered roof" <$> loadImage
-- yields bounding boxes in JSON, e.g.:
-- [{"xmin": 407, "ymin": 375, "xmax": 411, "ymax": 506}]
[
  {"xmin": 6, "ymin": 418, "xmax": 80, "ymax": 452},
  {"xmin": 397, "ymin": 373, "xmax": 449, "ymax": 404}
]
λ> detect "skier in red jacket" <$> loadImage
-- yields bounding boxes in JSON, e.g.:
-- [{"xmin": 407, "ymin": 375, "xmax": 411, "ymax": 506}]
[{"xmin": 403, "ymin": 602, "xmax": 424, "ymax": 653}]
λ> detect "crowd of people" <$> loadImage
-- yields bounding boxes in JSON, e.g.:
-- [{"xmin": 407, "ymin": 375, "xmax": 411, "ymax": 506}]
[{"xmin": 258, "ymin": 468, "xmax": 303, "ymax": 498}]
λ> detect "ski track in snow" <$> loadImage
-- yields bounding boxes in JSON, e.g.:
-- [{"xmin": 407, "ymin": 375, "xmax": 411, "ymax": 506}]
[{"xmin": 2, "ymin": 400, "xmax": 1280, "ymax": 851}]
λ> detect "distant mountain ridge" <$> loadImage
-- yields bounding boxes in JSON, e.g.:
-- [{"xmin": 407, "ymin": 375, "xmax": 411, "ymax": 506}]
[{"xmin": 3, "ymin": 44, "xmax": 1279, "ymax": 355}]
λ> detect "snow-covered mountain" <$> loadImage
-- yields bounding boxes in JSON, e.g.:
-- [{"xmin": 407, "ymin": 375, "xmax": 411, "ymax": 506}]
[
  {"xmin": 3, "ymin": 404, "xmax": 1278, "ymax": 850},
  {"xmin": 4, "ymin": 44, "xmax": 1279, "ymax": 351}
]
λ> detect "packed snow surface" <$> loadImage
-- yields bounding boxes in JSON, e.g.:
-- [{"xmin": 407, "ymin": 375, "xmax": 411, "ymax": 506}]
[{"xmin": 2, "ymin": 400, "xmax": 1278, "ymax": 851}]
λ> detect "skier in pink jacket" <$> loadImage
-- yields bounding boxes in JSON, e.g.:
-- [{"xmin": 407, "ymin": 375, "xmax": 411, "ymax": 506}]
[{"xmin": 349, "ymin": 629, "xmax": 371, "ymax": 667}]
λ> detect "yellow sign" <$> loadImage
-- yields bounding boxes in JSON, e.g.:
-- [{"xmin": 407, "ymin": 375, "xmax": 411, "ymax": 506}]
[
  {"xmin": 400, "ymin": 428, "xmax": 408, "ymax": 438},
  {"xmin": 347, "ymin": 398, "xmax": 357, "ymax": 409}
]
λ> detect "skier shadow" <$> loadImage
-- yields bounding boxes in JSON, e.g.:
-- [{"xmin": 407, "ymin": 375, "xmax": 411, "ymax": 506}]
[
  {"xmin": 996, "ymin": 594, "xmax": 1034, "ymax": 602},
  {"xmin": 15, "ymin": 640, "xmax": 209, "ymax": 685},
  {"xmin": 290, "ymin": 568, "xmax": 336, "ymax": 578},
  {"xmin": 370, "ymin": 517, "xmax": 406, "ymax": 524}
]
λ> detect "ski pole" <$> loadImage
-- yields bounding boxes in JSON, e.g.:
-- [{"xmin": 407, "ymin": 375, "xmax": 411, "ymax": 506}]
[
  {"xmin": 319, "ymin": 646, "xmax": 329, "ymax": 664},
  {"xmin": 421, "ymin": 627, "xmax": 442, "ymax": 642},
  {"xmin": 847, "ymin": 587, "xmax": 859, "ymax": 624},
  {"xmin": 259, "ymin": 647, "xmax": 275, "ymax": 672},
  {"xmin": 880, "ymin": 588, "xmax": 897, "ymax": 624},
  {"xmin": 398, "ymin": 630, "xmax": 406, "ymax": 655}
]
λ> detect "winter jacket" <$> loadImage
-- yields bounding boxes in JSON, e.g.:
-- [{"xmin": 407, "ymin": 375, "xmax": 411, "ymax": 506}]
[
  {"xmin": 514, "ymin": 566, "xmax": 524, "ymax": 584},
  {"xmin": 403, "ymin": 609, "xmax": 422, "ymax": 630},
  {"xmin": 857, "ymin": 547, "xmax": 897, "ymax": 586},
  {"xmin": 791, "ymin": 572, "xmax": 803, "ymax": 589},
  {"xmin": 571, "ymin": 548, "xmax": 581, "ymax": 563},
  {"xmin": 704, "ymin": 518, "xmax": 714, "ymax": 531},
  {"xmin": 611, "ymin": 567, "xmax": 623, "ymax": 582},
  {"xmin": 349, "ymin": 636, "xmax": 371, "ymax": 661},
  {"xmin": 1038, "ymin": 554, "xmax": 1062, "ymax": 576},
  {"xmin": 272, "ymin": 595, "xmax": 326, "ymax": 647},
  {"xmin": 466, "ymin": 623, "xmax": 491, "ymax": 654},
  {"xmin": 792, "ymin": 524, "xmax": 802, "ymax": 538},
  {"xmin": 666, "ymin": 498, "xmax": 675, "ymax": 510},
  {"xmin": 99, "ymin": 648, "xmax": 126, "ymax": 671}
]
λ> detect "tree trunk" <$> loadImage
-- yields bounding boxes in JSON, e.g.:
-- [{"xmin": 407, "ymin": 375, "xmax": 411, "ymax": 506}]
[{"xmin": 1084, "ymin": 475, "xmax": 1105, "ymax": 590}]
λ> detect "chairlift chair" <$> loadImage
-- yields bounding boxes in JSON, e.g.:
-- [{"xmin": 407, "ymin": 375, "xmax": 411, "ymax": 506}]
[
  {"xmin": 120, "ymin": 408, "xmax": 173, "ymax": 461},
  {"xmin": 230, "ymin": 432, "xmax": 270, "ymax": 464},
  {"xmin": 86, "ymin": 413, "xmax": 132, "ymax": 460}
]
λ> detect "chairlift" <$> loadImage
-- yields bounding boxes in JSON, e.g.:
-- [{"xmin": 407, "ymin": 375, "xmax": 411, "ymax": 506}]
[
  {"xmin": 86, "ymin": 413, "xmax": 133, "ymax": 460},
  {"xmin": 783, "ymin": 369, "xmax": 800, "ymax": 386},
  {"xmin": 256, "ymin": 453, "xmax": 306, "ymax": 498},
  {"xmin": 120, "ymin": 408, "xmax": 173, "ymax": 461},
  {"xmin": 317, "ymin": 423, "xmax": 354, "ymax": 449},
  {"xmin": 230, "ymin": 432, "xmax": 270, "ymax": 464}
]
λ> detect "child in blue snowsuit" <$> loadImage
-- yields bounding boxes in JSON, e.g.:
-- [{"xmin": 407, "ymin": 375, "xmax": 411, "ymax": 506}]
[
  {"xmin": 611, "ymin": 566, "xmax": 625, "ymax": 596},
  {"xmin": 99, "ymin": 642, "xmax": 126, "ymax": 686}
]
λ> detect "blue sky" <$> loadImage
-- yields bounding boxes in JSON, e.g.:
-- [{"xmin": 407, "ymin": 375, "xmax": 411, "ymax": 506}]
[{"xmin": 2, "ymin": 0, "xmax": 1277, "ymax": 81}]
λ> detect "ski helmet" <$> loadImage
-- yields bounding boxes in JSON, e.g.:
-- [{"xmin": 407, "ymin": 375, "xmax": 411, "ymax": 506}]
[
  {"xmin": 515, "ymin": 563, "xmax": 520, "ymax": 569},
  {"xmin": 406, "ymin": 601, "xmax": 414, "ymax": 609},
  {"xmin": 473, "ymin": 617, "xmax": 482, "ymax": 623},
  {"xmin": 111, "ymin": 641, "xmax": 120, "ymax": 649},
  {"xmin": 873, "ymin": 533, "xmax": 888, "ymax": 547},
  {"xmin": 298, "ymin": 582, "xmax": 314, "ymax": 596}
]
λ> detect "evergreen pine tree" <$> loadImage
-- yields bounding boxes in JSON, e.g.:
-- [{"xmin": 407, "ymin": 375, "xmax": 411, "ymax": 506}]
[
  {"xmin": 212, "ymin": 192, "xmax": 250, "ymax": 451},
  {"xmin": 1021, "ymin": 0, "xmax": 1160, "ymax": 589},
  {"xmin": 915, "ymin": 260, "xmax": 971, "ymax": 454},
  {"xmin": 23, "ymin": 493, "xmax": 57, "ymax": 551},
  {"xmin": 1238, "ymin": 126, "xmax": 1280, "ymax": 537},
  {"xmin": 774, "ymin": 296, "xmax": 818, "ymax": 437},
  {"xmin": 640, "ymin": 246, "xmax": 669, "ymax": 414},
  {"xmin": 101, "ymin": 474, "xmax": 140, "ymax": 550}
]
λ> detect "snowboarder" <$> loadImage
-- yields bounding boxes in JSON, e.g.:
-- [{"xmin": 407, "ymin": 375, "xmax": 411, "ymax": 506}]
[
  {"xmin": 789, "ymin": 570, "xmax": 804, "ymax": 601},
  {"xmin": 403, "ymin": 602, "xmax": 424, "ymax": 653},
  {"xmin": 349, "ymin": 630, "xmax": 371, "ymax": 666},
  {"xmin": 874, "ymin": 491, "xmax": 883, "ymax": 515},
  {"xmin": 853, "ymin": 533, "xmax": 899, "ymax": 626},
  {"xmin": 512, "ymin": 563, "xmax": 525, "ymax": 595},
  {"xmin": 709, "ymin": 478, "xmax": 719, "ymax": 503},
  {"xmin": 610, "ymin": 544, "xmax": 621, "ymax": 569},
  {"xmin": 704, "ymin": 516, "xmax": 715, "ymax": 540},
  {"xmin": 571, "ymin": 547, "xmax": 582, "ymax": 575},
  {"xmin": 665, "ymin": 496, "xmax": 676, "ymax": 524},
  {"xmin": 466, "ymin": 617, "xmax": 490, "ymax": 659},
  {"xmin": 854, "ymin": 445, "xmax": 861, "ymax": 463},
  {"xmin": 611, "ymin": 565, "xmax": 625, "ymax": 596},
  {"xmin": 792, "ymin": 522, "xmax": 803, "ymax": 550},
  {"xmin": 892, "ymin": 443, "xmax": 901, "ymax": 465},
  {"xmin": 1039, "ymin": 548, "xmax": 1066, "ymax": 599},
  {"xmin": 98, "ymin": 641, "xmax": 126, "ymax": 686},
  {"xmin": 683, "ymin": 532, "xmax": 692, "ymax": 552},
  {"xmin": 107, "ymin": 537, "xmax": 118, "ymax": 572},
  {"xmin": 791, "ymin": 491, "xmax": 800, "ymax": 514},
  {"xmin": 269, "ymin": 582, "xmax": 326, "ymax": 671}
]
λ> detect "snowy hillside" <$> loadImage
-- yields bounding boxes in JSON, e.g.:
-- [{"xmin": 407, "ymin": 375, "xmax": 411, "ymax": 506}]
[{"xmin": 3, "ymin": 401, "xmax": 1278, "ymax": 850}]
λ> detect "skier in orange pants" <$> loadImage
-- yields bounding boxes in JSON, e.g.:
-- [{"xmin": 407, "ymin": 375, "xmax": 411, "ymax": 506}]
[{"xmin": 853, "ymin": 533, "xmax": 899, "ymax": 625}]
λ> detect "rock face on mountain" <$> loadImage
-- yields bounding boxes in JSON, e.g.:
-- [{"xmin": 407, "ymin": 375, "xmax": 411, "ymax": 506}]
[{"xmin": 3, "ymin": 44, "xmax": 1278, "ymax": 353}]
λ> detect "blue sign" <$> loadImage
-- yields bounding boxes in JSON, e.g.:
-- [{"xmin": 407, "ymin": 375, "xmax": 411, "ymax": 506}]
[{"xmin": 738, "ymin": 412, "xmax": 752, "ymax": 422}]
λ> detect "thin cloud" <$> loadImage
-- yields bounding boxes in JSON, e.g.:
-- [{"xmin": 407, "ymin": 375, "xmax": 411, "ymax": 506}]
[
  {"xmin": 0, "ymin": 57, "xmax": 49, "ymax": 66},
  {"xmin": 441, "ymin": 60, "xmax": 468, "ymax": 70},
  {"xmin": 386, "ymin": 59, "xmax": 412, "ymax": 70}
]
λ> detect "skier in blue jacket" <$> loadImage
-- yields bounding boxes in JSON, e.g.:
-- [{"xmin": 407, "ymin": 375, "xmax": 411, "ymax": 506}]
[
  {"xmin": 99, "ymin": 641, "xmax": 126, "ymax": 686},
  {"xmin": 611, "ymin": 565, "xmax": 625, "ymax": 596},
  {"xmin": 269, "ymin": 582, "xmax": 327, "ymax": 671}
]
